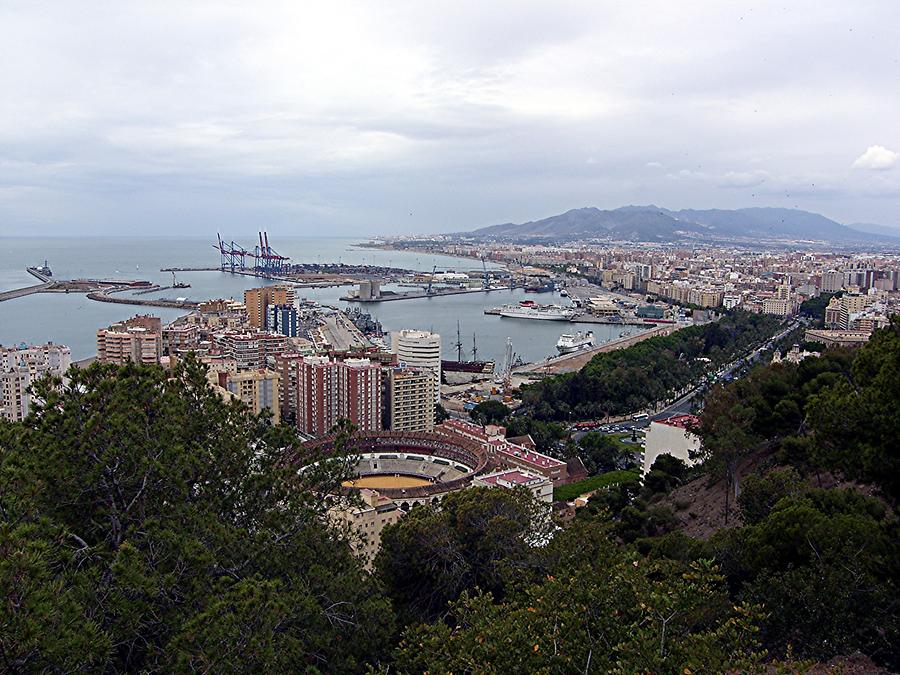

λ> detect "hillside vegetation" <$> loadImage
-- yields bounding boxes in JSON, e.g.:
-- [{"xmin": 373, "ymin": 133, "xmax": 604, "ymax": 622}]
[
  {"xmin": 521, "ymin": 310, "xmax": 783, "ymax": 420},
  {"xmin": 2, "ymin": 320, "xmax": 898, "ymax": 671}
]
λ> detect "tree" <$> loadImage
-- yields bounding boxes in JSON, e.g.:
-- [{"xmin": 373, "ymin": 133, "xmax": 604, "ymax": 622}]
[
  {"xmin": 469, "ymin": 399, "xmax": 510, "ymax": 425},
  {"xmin": 395, "ymin": 522, "xmax": 766, "ymax": 674},
  {"xmin": 807, "ymin": 318, "xmax": 900, "ymax": 501},
  {"xmin": 696, "ymin": 384, "xmax": 759, "ymax": 524},
  {"xmin": 375, "ymin": 487, "xmax": 551, "ymax": 625},
  {"xmin": 737, "ymin": 468, "xmax": 804, "ymax": 525},
  {"xmin": 711, "ymin": 489, "xmax": 900, "ymax": 667},
  {"xmin": 571, "ymin": 431, "xmax": 629, "ymax": 474},
  {"xmin": 434, "ymin": 403, "xmax": 450, "ymax": 423},
  {"xmin": 0, "ymin": 357, "xmax": 394, "ymax": 672}
]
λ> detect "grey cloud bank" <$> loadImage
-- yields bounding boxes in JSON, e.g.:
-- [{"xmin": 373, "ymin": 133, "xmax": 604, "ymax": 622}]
[{"xmin": 1, "ymin": 0, "xmax": 899, "ymax": 237}]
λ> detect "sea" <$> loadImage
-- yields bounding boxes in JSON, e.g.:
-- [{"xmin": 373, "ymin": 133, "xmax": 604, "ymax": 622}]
[{"xmin": 0, "ymin": 236, "xmax": 644, "ymax": 364}]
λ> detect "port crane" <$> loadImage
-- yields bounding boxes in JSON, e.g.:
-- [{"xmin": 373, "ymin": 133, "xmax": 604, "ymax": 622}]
[
  {"xmin": 214, "ymin": 231, "xmax": 291, "ymax": 274},
  {"xmin": 481, "ymin": 256, "xmax": 490, "ymax": 290},
  {"xmin": 426, "ymin": 265, "xmax": 437, "ymax": 295}
]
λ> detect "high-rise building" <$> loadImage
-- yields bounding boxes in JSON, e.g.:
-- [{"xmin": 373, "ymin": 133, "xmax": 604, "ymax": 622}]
[
  {"xmin": 243, "ymin": 285, "xmax": 296, "ymax": 329},
  {"xmin": 392, "ymin": 329, "xmax": 441, "ymax": 404},
  {"xmin": 340, "ymin": 358, "xmax": 382, "ymax": 433},
  {"xmin": 387, "ymin": 367, "xmax": 435, "ymax": 432},
  {"xmin": 266, "ymin": 304, "xmax": 299, "ymax": 337},
  {"xmin": 161, "ymin": 323, "xmax": 200, "ymax": 355},
  {"xmin": 295, "ymin": 356, "xmax": 382, "ymax": 437},
  {"xmin": 0, "ymin": 342, "xmax": 72, "ymax": 421},
  {"xmin": 211, "ymin": 368, "xmax": 281, "ymax": 424},
  {"xmin": 275, "ymin": 352, "xmax": 305, "ymax": 426},
  {"xmin": 96, "ymin": 315, "xmax": 162, "ymax": 365},
  {"xmin": 213, "ymin": 331, "xmax": 288, "ymax": 370}
]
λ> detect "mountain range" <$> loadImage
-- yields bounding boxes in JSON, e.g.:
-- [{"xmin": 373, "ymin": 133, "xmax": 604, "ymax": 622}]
[{"xmin": 463, "ymin": 206, "xmax": 898, "ymax": 244}]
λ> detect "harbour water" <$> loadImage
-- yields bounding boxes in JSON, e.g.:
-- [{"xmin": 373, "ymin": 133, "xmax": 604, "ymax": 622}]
[{"xmin": 0, "ymin": 236, "xmax": 644, "ymax": 363}]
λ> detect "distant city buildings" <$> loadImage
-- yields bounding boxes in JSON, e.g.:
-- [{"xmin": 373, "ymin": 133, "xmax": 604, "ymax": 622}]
[{"xmin": 0, "ymin": 342, "xmax": 71, "ymax": 421}]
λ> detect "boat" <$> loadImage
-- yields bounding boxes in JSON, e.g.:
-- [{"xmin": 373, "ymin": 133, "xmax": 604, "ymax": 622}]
[
  {"xmin": 556, "ymin": 331, "xmax": 595, "ymax": 354},
  {"xmin": 442, "ymin": 324, "xmax": 495, "ymax": 384},
  {"xmin": 497, "ymin": 301, "xmax": 576, "ymax": 321},
  {"xmin": 171, "ymin": 271, "xmax": 191, "ymax": 289},
  {"xmin": 35, "ymin": 260, "xmax": 52, "ymax": 277},
  {"xmin": 524, "ymin": 280, "xmax": 555, "ymax": 293}
]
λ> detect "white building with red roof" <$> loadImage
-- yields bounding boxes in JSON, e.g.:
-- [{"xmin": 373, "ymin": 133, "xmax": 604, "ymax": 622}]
[
  {"xmin": 642, "ymin": 414, "xmax": 701, "ymax": 476},
  {"xmin": 473, "ymin": 469, "xmax": 553, "ymax": 502}
]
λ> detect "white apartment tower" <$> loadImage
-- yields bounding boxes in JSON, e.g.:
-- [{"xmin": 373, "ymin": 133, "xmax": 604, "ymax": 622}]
[
  {"xmin": 0, "ymin": 342, "xmax": 72, "ymax": 421},
  {"xmin": 392, "ymin": 329, "xmax": 441, "ymax": 404}
]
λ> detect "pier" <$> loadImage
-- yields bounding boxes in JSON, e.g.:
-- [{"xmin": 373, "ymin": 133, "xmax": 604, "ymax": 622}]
[
  {"xmin": 0, "ymin": 281, "xmax": 54, "ymax": 303},
  {"xmin": 342, "ymin": 286, "xmax": 511, "ymax": 303},
  {"xmin": 514, "ymin": 323, "xmax": 684, "ymax": 377}
]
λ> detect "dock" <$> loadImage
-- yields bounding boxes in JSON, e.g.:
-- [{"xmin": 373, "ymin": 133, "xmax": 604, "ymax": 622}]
[
  {"xmin": 484, "ymin": 306, "xmax": 654, "ymax": 327},
  {"xmin": 343, "ymin": 286, "xmax": 510, "ymax": 303},
  {"xmin": 0, "ymin": 281, "xmax": 54, "ymax": 303}
]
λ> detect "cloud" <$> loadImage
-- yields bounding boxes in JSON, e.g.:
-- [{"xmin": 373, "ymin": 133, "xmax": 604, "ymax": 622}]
[
  {"xmin": 720, "ymin": 170, "xmax": 770, "ymax": 188},
  {"xmin": 1, "ymin": 1, "xmax": 900, "ymax": 234},
  {"xmin": 852, "ymin": 145, "xmax": 898, "ymax": 170}
]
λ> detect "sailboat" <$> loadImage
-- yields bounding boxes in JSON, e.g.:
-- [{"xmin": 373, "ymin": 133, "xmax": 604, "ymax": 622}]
[{"xmin": 441, "ymin": 321, "xmax": 495, "ymax": 384}]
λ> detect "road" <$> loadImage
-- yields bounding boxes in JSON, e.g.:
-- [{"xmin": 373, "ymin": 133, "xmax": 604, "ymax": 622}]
[{"xmin": 571, "ymin": 319, "xmax": 801, "ymax": 436}]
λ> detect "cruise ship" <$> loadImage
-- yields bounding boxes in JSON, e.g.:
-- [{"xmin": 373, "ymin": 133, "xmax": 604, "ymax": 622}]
[
  {"xmin": 495, "ymin": 301, "xmax": 577, "ymax": 321},
  {"xmin": 556, "ymin": 331, "xmax": 595, "ymax": 354}
]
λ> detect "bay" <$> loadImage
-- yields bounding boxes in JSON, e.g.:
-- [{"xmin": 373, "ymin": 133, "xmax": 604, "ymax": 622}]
[{"xmin": 0, "ymin": 236, "xmax": 643, "ymax": 363}]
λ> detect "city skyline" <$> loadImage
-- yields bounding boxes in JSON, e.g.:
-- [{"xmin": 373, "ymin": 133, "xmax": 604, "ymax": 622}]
[{"xmin": 1, "ymin": 1, "xmax": 899, "ymax": 237}]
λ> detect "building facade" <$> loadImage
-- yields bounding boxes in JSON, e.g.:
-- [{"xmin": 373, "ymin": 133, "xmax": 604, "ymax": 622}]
[
  {"xmin": 642, "ymin": 414, "xmax": 701, "ymax": 476},
  {"xmin": 387, "ymin": 367, "xmax": 435, "ymax": 432},
  {"xmin": 392, "ymin": 329, "xmax": 441, "ymax": 404},
  {"xmin": 96, "ymin": 315, "xmax": 163, "ymax": 365},
  {"xmin": 244, "ymin": 285, "xmax": 296, "ymax": 329},
  {"xmin": 0, "ymin": 342, "xmax": 72, "ymax": 421}
]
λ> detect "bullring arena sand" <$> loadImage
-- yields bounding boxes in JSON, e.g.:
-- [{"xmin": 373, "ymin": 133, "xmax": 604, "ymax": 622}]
[{"xmin": 342, "ymin": 475, "xmax": 434, "ymax": 489}]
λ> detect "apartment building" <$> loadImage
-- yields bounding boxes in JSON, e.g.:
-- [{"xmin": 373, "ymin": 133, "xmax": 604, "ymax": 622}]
[
  {"xmin": 0, "ymin": 342, "xmax": 72, "ymax": 421},
  {"xmin": 213, "ymin": 331, "xmax": 288, "ymax": 370},
  {"xmin": 392, "ymin": 329, "xmax": 441, "ymax": 404},
  {"xmin": 211, "ymin": 368, "xmax": 281, "ymax": 423},
  {"xmin": 96, "ymin": 316, "xmax": 162, "ymax": 365},
  {"xmin": 243, "ymin": 285, "xmax": 296, "ymax": 329},
  {"xmin": 387, "ymin": 367, "xmax": 435, "ymax": 432},
  {"xmin": 295, "ymin": 356, "xmax": 382, "ymax": 437}
]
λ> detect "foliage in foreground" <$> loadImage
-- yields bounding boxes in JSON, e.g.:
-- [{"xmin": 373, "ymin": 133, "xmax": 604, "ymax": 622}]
[
  {"xmin": 395, "ymin": 521, "xmax": 766, "ymax": 674},
  {"xmin": 0, "ymin": 357, "xmax": 392, "ymax": 672}
]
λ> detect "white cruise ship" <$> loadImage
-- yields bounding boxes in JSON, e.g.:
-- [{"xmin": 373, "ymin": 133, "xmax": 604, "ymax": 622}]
[
  {"xmin": 497, "ymin": 301, "xmax": 577, "ymax": 321},
  {"xmin": 556, "ymin": 331, "xmax": 595, "ymax": 354}
]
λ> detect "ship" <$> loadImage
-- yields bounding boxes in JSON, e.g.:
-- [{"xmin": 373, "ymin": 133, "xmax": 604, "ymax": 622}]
[
  {"xmin": 497, "ymin": 300, "xmax": 576, "ymax": 321},
  {"xmin": 524, "ymin": 280, "xmax": 555, "ymax": 293},
  {"xmin": 441, "ymin": 324, "xmax": 495, "ymax": 384},
  {"xmin": 171, "ymin": 271, "xmax": 191, "ymax": 289},
  {"xmin": 556, "ymin": 331, "xmax": 595, "ymax": 354}
]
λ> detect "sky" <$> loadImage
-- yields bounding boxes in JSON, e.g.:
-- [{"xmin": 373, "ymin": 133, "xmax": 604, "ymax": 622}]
[{"xmin": 1, "ymin": 0, "xmax": 899, "ymax": 237}]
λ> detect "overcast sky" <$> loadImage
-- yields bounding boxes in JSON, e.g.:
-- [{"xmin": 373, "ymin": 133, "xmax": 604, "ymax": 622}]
[{"xmin": 2, "ymin": 0, "xmax": 899, "ymax": 237}]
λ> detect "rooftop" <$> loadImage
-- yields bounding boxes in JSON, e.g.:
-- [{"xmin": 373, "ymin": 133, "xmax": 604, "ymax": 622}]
[{"xmin": 655, "ymin": 414, "xmax": 700, "ymax": 430}]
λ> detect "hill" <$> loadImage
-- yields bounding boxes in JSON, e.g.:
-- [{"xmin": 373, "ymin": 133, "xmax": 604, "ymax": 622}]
[{"xmin": 465, "ymin": 205, "xmax": 894, "ymax": 244}]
